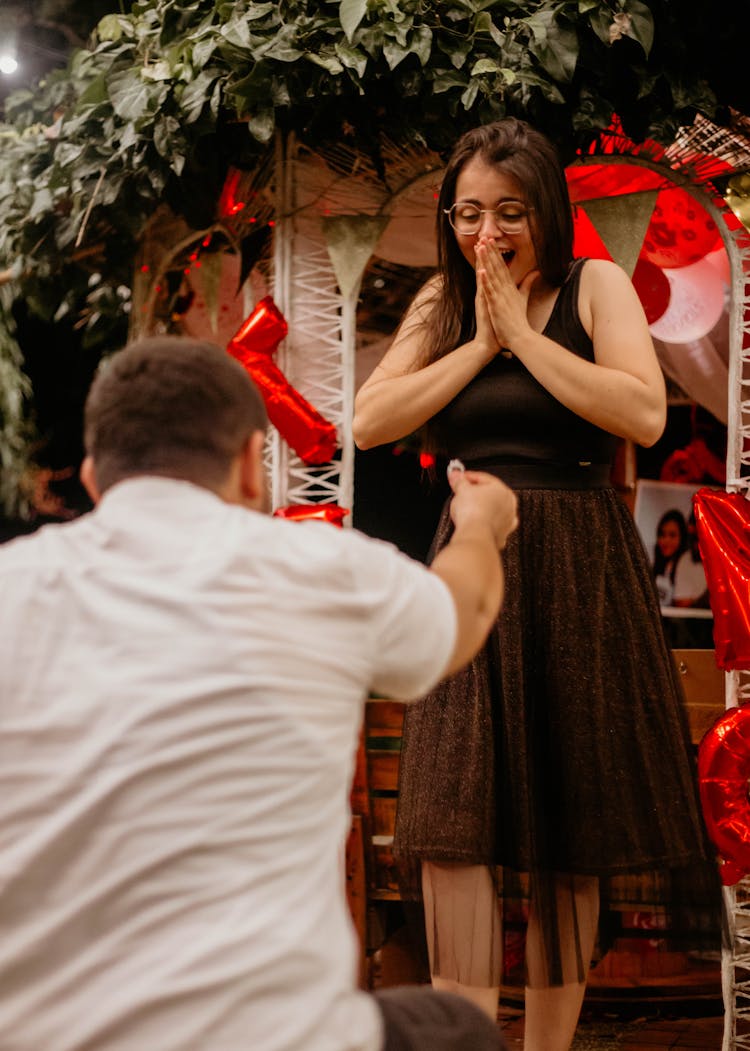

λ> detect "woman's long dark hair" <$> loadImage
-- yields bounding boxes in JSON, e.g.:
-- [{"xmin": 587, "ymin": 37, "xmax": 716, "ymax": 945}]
[
  {"xmin": 416, "ymin": 117, "xmax": 575, "ymax": 372},
  {"xmin": 653, "ymin": 509, "xmax": 689, "ymax": 582}
]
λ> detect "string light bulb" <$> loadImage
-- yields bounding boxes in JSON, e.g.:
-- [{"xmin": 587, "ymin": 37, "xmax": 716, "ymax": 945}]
[{"xmin": 0, "ymin": 53, "xmax": 18, "ymax": 76}]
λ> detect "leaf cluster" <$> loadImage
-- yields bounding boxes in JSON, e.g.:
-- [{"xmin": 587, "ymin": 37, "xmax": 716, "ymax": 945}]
[{"xmin": 0, "ymin": 0, "xmax": 721, "ymax": 327}]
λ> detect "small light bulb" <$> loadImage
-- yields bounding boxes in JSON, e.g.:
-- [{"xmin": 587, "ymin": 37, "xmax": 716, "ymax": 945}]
[{"xmin": 0, "ymin": 54, "xmax": 19, "ymax": 76}]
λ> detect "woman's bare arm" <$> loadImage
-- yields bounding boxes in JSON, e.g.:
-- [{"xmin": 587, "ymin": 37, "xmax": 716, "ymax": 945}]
[{"xmin": 352, "ymin": 277, "xmax": 500, "ymax": 449}]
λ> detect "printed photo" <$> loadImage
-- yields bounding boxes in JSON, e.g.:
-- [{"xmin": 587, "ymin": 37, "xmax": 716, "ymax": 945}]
[{"xmin": 632, "ymin": 479, "xmax": 712, "ymax": 614}]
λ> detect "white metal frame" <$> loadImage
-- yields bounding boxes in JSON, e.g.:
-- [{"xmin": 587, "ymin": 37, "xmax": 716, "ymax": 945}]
[{"xmin": 268, "ymin": 132, "xmax": 355, "ymax": 517}]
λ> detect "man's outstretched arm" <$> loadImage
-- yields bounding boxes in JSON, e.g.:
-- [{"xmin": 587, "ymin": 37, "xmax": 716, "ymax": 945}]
[{"xmin": 430, "ymin": 469, "xmax": 517, "ymax": 677}]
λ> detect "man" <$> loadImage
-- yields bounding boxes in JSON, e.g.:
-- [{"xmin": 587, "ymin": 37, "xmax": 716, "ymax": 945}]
[{"xmin": 0, "ymin": 337, "xmax": 517, "ymax": 1051}]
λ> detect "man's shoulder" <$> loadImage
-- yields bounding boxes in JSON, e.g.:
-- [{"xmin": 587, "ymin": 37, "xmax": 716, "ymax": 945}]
[{"xmin": 0, "ymin": 516, "xmax": 91, "ymax": 571}]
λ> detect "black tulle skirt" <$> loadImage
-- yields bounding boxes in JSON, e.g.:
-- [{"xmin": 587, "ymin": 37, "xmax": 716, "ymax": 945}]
[{"xmin": 393, "ymin": 477, "xmax": 721, "ymax": 983}]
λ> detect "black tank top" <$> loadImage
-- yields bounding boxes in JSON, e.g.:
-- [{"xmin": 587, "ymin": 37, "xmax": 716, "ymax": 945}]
[{"xmin": 435, "ymin": 259, "xmax": 618, "ymax": 472}]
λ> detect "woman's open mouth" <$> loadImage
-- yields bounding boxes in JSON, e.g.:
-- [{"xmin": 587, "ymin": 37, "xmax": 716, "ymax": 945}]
[{"xmin": 501, "ymin": 250, "xmax": 515, "ymax": 265}]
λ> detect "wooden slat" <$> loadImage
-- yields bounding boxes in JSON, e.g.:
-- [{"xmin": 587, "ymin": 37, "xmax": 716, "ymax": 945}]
[
  {"xmin": 367, "ymin": 752, "xmax": 400, "ymax": 792},
  {"xmin": 366, "ymin": 700, "xmax": 406, "ymax": 732}
]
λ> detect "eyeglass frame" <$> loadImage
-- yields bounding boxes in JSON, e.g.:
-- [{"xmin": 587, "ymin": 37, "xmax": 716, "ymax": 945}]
[{"xmin": 443, "ymin": 201, "xmax": 534, "ymax": 236}]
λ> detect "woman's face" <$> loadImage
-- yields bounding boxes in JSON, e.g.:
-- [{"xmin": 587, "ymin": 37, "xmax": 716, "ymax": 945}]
[
  {"xmin": 657, "ymin": 520, "xmax": 682, "ymax": 559},
  {"xmin": 452, "ymin": 156, "xmax": 538, "ymax": 286}
]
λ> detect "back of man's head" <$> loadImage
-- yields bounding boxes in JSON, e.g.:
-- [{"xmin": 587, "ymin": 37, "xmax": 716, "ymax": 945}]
[{"xmin": 84, "ymin": 336, "xmax": 267, "ymax": 494}]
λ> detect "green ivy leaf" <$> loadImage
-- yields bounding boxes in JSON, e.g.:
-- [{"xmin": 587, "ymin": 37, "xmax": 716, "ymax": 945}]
[
  {"xmin": 181, "ymin": 71, "xmax": 220, "ymax": 123},
  {"xmin": 526, "ymin": 12, "xmax": 579, "ymax": 83},
  {"xmin": 410, "ymin": 25, "xmax": 433, "ymax": 66},
  {"xmin": 28, "ymin": 188, "xmax": 53, "ymax": 221},
  {"xmin": 335, "ymin": 41, "xmax": 368, "ymax": 79},
  {"xmin": 246, "ymin": 2, "xmax": 278, "ymax": 20},
  {"xmin": 623, "ymin": 0, "xmax": 654, "ymax": 57},
  {"xmin": 107, "ymin": 70, "xmax": 153, "ymax": 123},
  {"xmin": 432, "ymin": 70, "xmax": 469, "ymax": 94},
  {"xmin": 461, "ymin": 79, "xmax": 480, "ymax": 109},
  {"xmin": 587, "ymin": 9, "xmax": 612, "ymax": 47},
  {"xmin": 471, "ymin": 58, "xmax": 502, "ymax": 76},
  {"xmin": 97, "ymin": 14, "xmax": 125, "ymax": 42},
  {"xmin": 515, "ymin": 68, "xmax": 565, "ymax": 104},
  {"xmin": 340, "ymin": 0, "xmax": 368, "ymax": 42},
  {"xmin": 305, "ymin": 52, "xmax": 345, "ymax": 74},
  {"xmin": 192, "ymin": 36, "xmax": 217, "ymax": 69},
  {"xmin": 247, "ymin": 108, "xmax": 276, "ymax": 142},
  {"xmin": 383, "ymin": 39, "xmax": 412, "ymax": 70},
  {"xmin": 474, "ymin": 11, "xmax": 504, "ymax": 48},
  {"xmin": 142, "ymin": 59, "xmax": 172, "ymax": 81},
  {"xmin": 78, "ymin": 74, "xmax": 109, "ymax": 108}
]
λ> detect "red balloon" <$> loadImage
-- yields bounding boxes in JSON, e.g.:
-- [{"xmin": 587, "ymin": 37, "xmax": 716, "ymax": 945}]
[
  {"xmin": 227, "ymin": 300, "xmax": 338, "ymax": 465},
  {"xmin": 273, "ymin": 504, "xmax": 350, "ymax": 527},
  {"xmin": 698, "ymin": 706, "xmax": 750, "ymax": 886},
  {"xmin": 631, "ymin": 257, "xmax": 670, "ymax": 324},
  {"xmin": 230, "ymin": 348, "xmax": 338, "ymax": 464},
  {"xmin": 693, "ymin": 488, "xmax": 750, "ymax": 671},
  {"xmin": 230, "ymin": 296, "xmax": 288, "ymax": 359},
  {"xmin": 641, "ymin": 188, "xmax": 720, "ymax": 269}
]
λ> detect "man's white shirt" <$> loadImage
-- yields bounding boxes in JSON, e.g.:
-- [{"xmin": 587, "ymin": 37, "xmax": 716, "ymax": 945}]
[{"xmin": 0, "ymin": 477, "xmax": 456, "ymax": 1051}]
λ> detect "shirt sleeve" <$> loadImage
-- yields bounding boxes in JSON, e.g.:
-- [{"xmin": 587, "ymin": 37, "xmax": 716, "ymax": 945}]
[{"xmin": 345, "ymin": 531, "xmax": 457, "ymax": 702}]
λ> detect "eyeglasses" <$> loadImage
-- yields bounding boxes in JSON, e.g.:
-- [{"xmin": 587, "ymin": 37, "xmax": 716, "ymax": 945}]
[{"xmin": 444, "ymin": 202, "xmax": 532, "ymax": 236}]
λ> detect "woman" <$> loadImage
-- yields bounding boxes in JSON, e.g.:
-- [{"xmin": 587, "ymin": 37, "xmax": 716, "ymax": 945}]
[
  {"xmin": 652, "ymin": 508, "xmax": 688, "ymax": 607},
  {"xmin": 352, "ymin": 119, "xmax": 717, "ymax": 1051},
  {"xmin": 672, "ymin": 511, "xmax": 709, "ymax": 608}
]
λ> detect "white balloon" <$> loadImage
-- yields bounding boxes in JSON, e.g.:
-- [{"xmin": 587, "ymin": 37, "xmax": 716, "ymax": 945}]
[
  {"xmin": 648, "ymin": 257, "xmax": 726, "ymax": 344},
  {"xmin": 703, "ymin": 243, "xmax": 731, "ymax": 286}
]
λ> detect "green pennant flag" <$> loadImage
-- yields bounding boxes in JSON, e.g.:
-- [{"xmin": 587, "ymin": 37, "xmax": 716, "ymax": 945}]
[
  {"xmin": 323, "ymin": 215, "xmax": 389, "ymax": 300},
  {"xmin": 580, "ymin": 189, "xmax": 658, "ymax": 277}
]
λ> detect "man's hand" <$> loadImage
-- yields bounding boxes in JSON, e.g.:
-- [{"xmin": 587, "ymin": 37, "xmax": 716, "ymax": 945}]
[
  {"xmin": 430, "ymin": 468, "xmax": 518, "ymax": 676},
  {"xmin": 448, "ymin": 467, "xmax": 518, "ymax": 552}
]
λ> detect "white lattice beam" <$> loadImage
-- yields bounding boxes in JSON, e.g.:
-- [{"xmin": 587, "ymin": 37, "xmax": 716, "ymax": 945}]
[{"xmin": 269, "ymin": 133, "xmax": 355, "ymax": 516}]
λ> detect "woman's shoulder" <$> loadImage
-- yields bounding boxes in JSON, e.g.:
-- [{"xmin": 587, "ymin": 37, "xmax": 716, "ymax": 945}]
[
  {"xmin": 576, "ymin": 256, "xmax": 631, "ymax": 285},
  {"xmin": 575, "ymin": 257, "xmax": 642, "ymax": 321}
]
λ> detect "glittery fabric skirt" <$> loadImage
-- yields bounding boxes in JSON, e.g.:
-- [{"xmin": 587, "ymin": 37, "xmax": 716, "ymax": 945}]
[{"xmin": 393, "ymin": 481, "xmax": 721, "ymax": 978}]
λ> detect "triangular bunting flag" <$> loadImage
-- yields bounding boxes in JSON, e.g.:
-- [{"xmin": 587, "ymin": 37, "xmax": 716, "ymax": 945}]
[
  {"xmin": 579, "ymin": 190, "xmax": 658, "ymax": 277},
  {"xmin": 323, "ymin": 215, "xmax": 389, "ymax": 301}
]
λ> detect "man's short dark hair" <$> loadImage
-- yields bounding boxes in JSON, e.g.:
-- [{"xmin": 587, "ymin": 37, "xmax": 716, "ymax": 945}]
[{"xmin": 84, "ymin": 336, "xmax": 268, "ymax": 493}]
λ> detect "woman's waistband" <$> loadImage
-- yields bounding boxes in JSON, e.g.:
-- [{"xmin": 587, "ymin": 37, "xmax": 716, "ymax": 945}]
[{"xmin": 459, "ymin": 460, "xmax": 613, "ymax": 490}]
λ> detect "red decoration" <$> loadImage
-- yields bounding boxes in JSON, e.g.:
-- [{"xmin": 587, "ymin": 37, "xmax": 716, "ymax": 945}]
[
  {"xmin": 228, "ymin": 299, "xmax": 338, "ymax": 465},
  {"xmin": 631, "ymin": 257, "xmax": 670, "ymax": 324},
  {"xmin": 273, "ymin": 504, "xmax": 350, "ymax": 527},
  {"xmin": 230, "ymin": 296, "xmax": 288, "ymax": 359},
  {"xmin": 641, "ymin": 188, "xmax": 719, "ymax": 269},
  {"xmin": 660, "ymin": 440, "xmax": 726, "ymax": 486},
  {"xmin": 566, "ymin": 161, "xmax": 663, "ymax": 206},
  {"xmin": 693, "ymin": 488, "xmax": 750, "ymax": 670},
  {"xmin": 571, "ymin": 206, "xmax": 612, "ymax": 262},
  {"xmin": 698, "ymin": 706, "xmax": 750, "ymax": 886},
  {"xmin": 218, "ymin": 168, "xmax": 247, "ymax": 217}
]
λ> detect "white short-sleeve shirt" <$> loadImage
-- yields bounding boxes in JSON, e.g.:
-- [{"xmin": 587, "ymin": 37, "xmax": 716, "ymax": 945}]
[
  {"xmin": 0, "ymin": 477, "xmax": 456, "ymax": 1051},
  {"xmin": 672, "ymin": 550, "xmax": 708, "ymax": 604}
]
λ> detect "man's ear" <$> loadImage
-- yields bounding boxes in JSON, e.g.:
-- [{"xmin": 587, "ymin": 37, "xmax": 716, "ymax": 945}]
[
  {"xmin": 80, "ymin": 455, "xmax": 102, "ymax": 505},
  {"xmin": 238, "ymin": 430, "xmax": 268, "ymax": 510}
]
